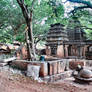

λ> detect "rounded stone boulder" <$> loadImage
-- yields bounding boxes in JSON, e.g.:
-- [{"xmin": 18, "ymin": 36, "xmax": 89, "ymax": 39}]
[{"xmin": 79, "ymin": 69, "xmax": 92, "ymax": 78}]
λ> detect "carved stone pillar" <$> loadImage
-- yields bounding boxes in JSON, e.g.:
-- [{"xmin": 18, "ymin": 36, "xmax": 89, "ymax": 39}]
[
  {"xmin": 65, "ymin": 45, "xmax": 69, "ymax": 57},
  {"xmin": 83, "ymin": 45, "xmax": 89, "ymax": 57}
]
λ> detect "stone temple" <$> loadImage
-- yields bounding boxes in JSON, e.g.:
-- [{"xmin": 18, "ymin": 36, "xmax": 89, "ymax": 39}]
[{"xmin": 46, "ymin": 19, "xmax": 92, "ymax": 60}]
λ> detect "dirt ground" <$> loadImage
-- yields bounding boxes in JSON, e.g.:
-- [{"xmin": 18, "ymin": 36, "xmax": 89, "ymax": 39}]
[{"xmin": 0, "ymin": 69, "xmax": 91, "ymax": 92}]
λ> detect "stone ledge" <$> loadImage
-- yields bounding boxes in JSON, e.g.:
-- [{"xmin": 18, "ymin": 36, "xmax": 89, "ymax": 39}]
[{"xmin": 41, "ymin": 70, "xmax": 72, "ymax": 82}]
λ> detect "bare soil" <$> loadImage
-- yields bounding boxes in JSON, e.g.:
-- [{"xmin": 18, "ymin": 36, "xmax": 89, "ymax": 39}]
[{"xmin": 0, "ymin": 69, "xmax": 91, "ymax": 92}]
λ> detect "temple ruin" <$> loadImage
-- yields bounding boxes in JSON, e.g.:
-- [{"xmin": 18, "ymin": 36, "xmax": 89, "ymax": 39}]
[{"xmin": 46, "ymin": 19, "xmax": 92, "ymax": 60}]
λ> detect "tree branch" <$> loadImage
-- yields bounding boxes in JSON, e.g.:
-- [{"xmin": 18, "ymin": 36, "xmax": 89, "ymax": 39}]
[
  {"xmin": 67, "ymin": 0, "xmax": 92, "ymax": 9},
  {"xmin": 30, "ymin": 0, "xmax": 36, "ymax": 21},
  {"xmin": 69, "ymin": 6, "xmax": 90, "ymax": 14},
  {"xmin": 31, "ymin": 0, "xmax": 36, "ymax": 11},
  {"xmin": 17, "ymin": 0, "xmax": 30, "ymax": 23},
  {"xmin": 76, "ymin": 25, "xmax": 92, "ymax": 30},
  {"xmin": 81, "ymin": 26, "xmax": 92, "ymax": 30}
]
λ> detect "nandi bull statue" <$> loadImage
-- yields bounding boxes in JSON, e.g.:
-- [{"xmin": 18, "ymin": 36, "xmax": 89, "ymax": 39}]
[{"xmin": 72, "ymin": 65, "xmax": 92, "ymax": 82}]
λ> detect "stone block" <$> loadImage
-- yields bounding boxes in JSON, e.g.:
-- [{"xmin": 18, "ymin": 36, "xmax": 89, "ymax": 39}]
[
  {"xmin": 27, "ymin": 65, "xmax": 40, "ymax": 80},
  {"xmin": 48, "ymin": 61, "xmax": 58, "ymax": 75},
  {"xmin": 30, "ymin": 62, "xmax": 48, "ymax": 77},
  {"xmin": 39, "ymin": 62, "xmax": 48, "ymax": 77},
  {"xmin": 60, "ymin": 61, "xmax": 65, "ymax": 73},
  {"xmin": 48, "ymin": 61, "xmax": 66, "ymax": 75},
  {"xmin": 53, "ymin": 62, "xmax": 58, "ymax": 75},
  {"xmin": 57, "ymin": 61, "xmax": 65, "ymax": 73},
  {"xmin": 57, "ymin": 61, "xmax": 61, "ymax": 74}
]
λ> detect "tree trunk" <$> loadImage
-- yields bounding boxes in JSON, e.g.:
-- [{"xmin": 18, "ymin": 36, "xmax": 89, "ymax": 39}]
[
  {"xmin": 25, "ymin": 30, "xmax": 32, "ymax": 61},
  {"xmin": 16, "ymin": 0, "xmax": 36, "ymax": 61},
  {"xmin": 30, "ymin": 19, "xmax": 36, "ymax": 60},
  {"xmin": 27, "ymin": 18, "xmax": 36, "ymax": 60}
]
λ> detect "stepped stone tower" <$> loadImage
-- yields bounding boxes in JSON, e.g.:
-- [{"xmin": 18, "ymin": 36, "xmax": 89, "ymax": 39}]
[
  {"xmin": 46, "ymin": 23, "xmax": 68, "ymax": 57},
  {"xmin": 66, "ymin": 17, "xmax": 86, "ymax": 41}
]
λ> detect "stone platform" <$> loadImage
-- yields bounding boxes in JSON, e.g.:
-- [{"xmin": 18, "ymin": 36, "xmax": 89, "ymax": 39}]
[
  {"xmin": 41, "ymin": 70, "xmax": 72, "ymax": 82},
  {"xmin": 11, "ymin": 59, "xmax": 67, "ymax": 77}
]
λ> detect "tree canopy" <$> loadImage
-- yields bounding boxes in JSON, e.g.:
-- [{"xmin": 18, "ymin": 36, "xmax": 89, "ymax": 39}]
[{"xmin": 0, "ymin": 0, "xmax": 92, "ymax": 44}]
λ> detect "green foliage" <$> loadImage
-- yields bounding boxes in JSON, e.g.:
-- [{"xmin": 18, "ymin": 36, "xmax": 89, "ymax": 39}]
[
  {"xmin": 0, "ymin": 28, "xmax": 13, "ymax": 43},
  {"xmin": 0, "ymin": 0, "xmax": 92, "ymax": 43},
  {"xmin": 33, "ymin": 0, "xmax": 65, "ymax": 36},
  {"xmin": 0, "ymin": 0, "xmax": 26, "ymax": 43},
  {"xmin": 86, "ymin": 30, "xmax": 92, "ymax": 40},
  {"xmin": 0, "ymin": 0, "xmax": 65, "ymax": 43},
  {"xmin": 67, "ymin": 0, "xmax": 92, "ymax": 40},
  {"xmin": 69, "ymin": 9, "xmax": 92, "ymax": 40}
]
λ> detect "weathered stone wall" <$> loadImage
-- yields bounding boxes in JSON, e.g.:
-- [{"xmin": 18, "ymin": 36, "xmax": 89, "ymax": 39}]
[
  {"xmin": 12, "ymin": 59, "xmax": 67, "ymax": 77},
  {"xmin": 11, "ymin": 60, "xmax": 48, "ymax": 77}
]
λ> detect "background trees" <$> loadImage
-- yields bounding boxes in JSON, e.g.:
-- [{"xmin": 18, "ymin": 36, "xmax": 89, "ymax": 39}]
[
  {"xmin": 0, "ymin": 0, "xmax": 92, "ymax": 43},
  {"xmin": 67, "ymin": 0, "xmax": 92, "ymax": 39},
  {"xmin": 0, "ymin": 0, "xmax": 25, "ymax": 43}
]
